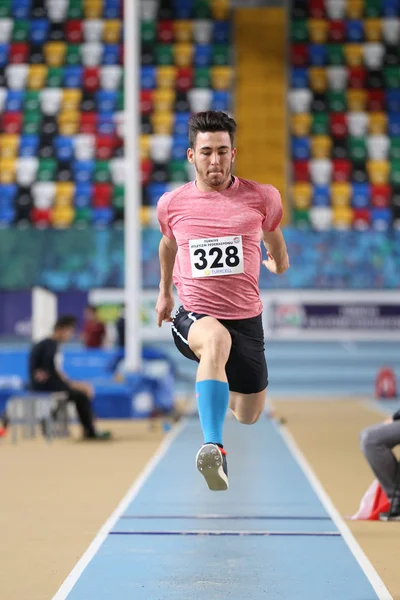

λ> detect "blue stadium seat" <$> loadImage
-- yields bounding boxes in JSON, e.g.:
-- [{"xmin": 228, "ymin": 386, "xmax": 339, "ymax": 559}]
[
  {"xmin": 173, "ymin": 0, "xmax": 193, "ymax": 19},
  {"xmin": 388, "ymin": 113, "xmax": 400, "ymax": 136},
  {"xmin": 54, "ymin": 136, "xmax": 74, "ymax": 161},
  {"xmin": 12, "ymin": 0, "xmax": 31, "ymax": 19},
  {"xmin": 97, "ymin": 112, "xmax": 116, "ymax": 135},
  {"xmin": 19, "ymin": 134, "xmax": 39, "ymax": 157},
  {"xmin": 73, "ymin": 160, "xmax": 95, "ymax": 184},
  {"xmin": 382, "ymin": 0, "xmax": 400, "ymax": 16},
  {"xmin": 0, "ymin": 44, "xmax": 9, "ymax": 67},
  {"xmin": 141, "ymin": 66, "xmax": 157, "ymax": 89},
  {"xmin": 346, "ymin": 20, "xmax": 364, "ymax": 42},
  {"xmin": 5, "ymin": 90, "xmax": 24, "ymax": 112},
  {"xmin": 291, "ymin": 67, "xmax": 308, "ymax": 88},
  {"xmin": 194, "ymin": 44, "xmax": 212, "ymax": 67},
  {"xmin": 371, "ymin": 207, "xmax": 392, "ymax": 229},
  {"xmin": 171, "ymin": 135, "xmax": 188, "ymax": 160},
  {"xmin": 75, "ymin": 183, "xmax": 93, "ymax": 208},
  {"xmin": 147, "ymin": 182, "xmax": 168, "ymax": 206},
  {"xmin": 386, "ymin": 90, "xmax": 400, "ymax": 113},
  {"xmin": 96, "ymin": 90, "xmax": 118, "ymax": 113},
  {"xmin": 211, "ymin": 90, "xmax": 230, "ymax": 111},
  {"xmin": 92, "ymin": 207, "xmax": 114, "ymax": 225},
  {"xmin": 213, "ymin": 21, "xmax": 230, "ymax": 44},
  {"xmin": 352, "ymin": 183, "xmax": 370, "ymax": 208},
  {"xmin": 102, "ymin": 44, "xmax": 120, "ymax": 65},
  {"xmin": 173, "ymin": 112, "xmax": 190, "ymax": 136},
  {"xmin": 0, "ymin": 184, "xmax": 17, "ymax": 207},
  {"xmin": 29, "ymin": 19, "xmax": 50, "ymax": 44},
  {"xmin": 63, "ymin": 66, "xmax": 83, "ymax": 88},
  {"xmin": 312, "ymin": 184, "xmax": 330, "ymax": 206},
  {"xmin": 291, "ymin": 136, "xmax": 310, "ymax": 160},
  {"xmin": 309, "ymin": 44, "xmax": 327, "ymax": 66},
  {"xmin": 0, "ymin": 206, "xmax": 15, "ymax": 224},
  {"xmin": 104, "ymin": 0, "xmax": 121, "ymax": 18}
]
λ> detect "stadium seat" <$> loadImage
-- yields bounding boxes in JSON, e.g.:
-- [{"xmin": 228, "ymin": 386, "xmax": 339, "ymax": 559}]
[
  {"xmin": 157, "ymin": 65, "xmax": 177, "ymax": 88},
  {"xmin": 288, "ymin": 89, "xmax": 312, "ymax": 113},
  {"xmin": 352, "ymin": 182, "xmax": 371, "ymax": 207},
  {"xmin": 174, "ymin": 20, "xmax": 193, "ymax": 43},
  {"xmin": 5, "ymin": 89, "xmax": 23, "ymax": 111},
  {"xmin": 193, "ymin": 20, "xmax": 213, "ymax": 44},
  {"xmin": 367, "ymin": 135, "xmax": 390, "ymax": 159},
  {"xmin": 308, "ymin": 43, "xmax": 327, "ymax": 65},
  {"xmin": 309, "ymin": 66, "xmax": 328, "ymax": 92},
  {"xmin": 331, "ymin": 181, "xmax": 351, "ymax": 206},
  {"xmin": 293, "ymin": 159, "xmax": 310, "ymax": 182},
  {"xmin": 151, "ymin": 110, "xmax": 174, "ymax": 135},
  {"xmin": 292, "ymin": 182, "xmax": 312, "ymax": 208},
  {"xmin": 382, "ymin": 18, "xmax": 400, "ymax": 44},
  {"xmin": 188, "ymin": 88, "xmax": 212, "ymax": 112},
  {"xmin": 371, "ymin": 207, "xmax": 392, "ymax": 229},
  {"xmin": 330, "ymin": 113, "xmax": 347, "ymax": 137},
  {"xmin": 291, "ymin": 113, "xmax": 312, "ymax": 136},
  {"xmin": 291, "ymin": 136, "xmax": 310, "ymax": 160},
  {"xmin": 348, "ymin": 66, "xmax": 367, "ymax": 89},
  {"xmin": 344, "ymin": 43, "xmax": 363, "ymax": 66},
  {"xmin": 347, "ymin": 89, "xmax": 367, "ymax": 111},
  {"xmin": 367, "ymin": 159, "xmax": 390, "ymax": 183},
  {"xmin": 150, "ymin": 134, "xmax": 173, "ymax": 163},
  {"xmin": 6, "ymin": 64, "xmax": 28, "ymax": 89},
  {"xmin": 364, "ymin": 43, "xmax": 385, "ymax": 69},
  {"xmin": 308, "ymin": 18, "xmax": 329, "ymax": 43},
  {"xmin": 368, "ymin": 112, "xmax": 387, "ymax": 134},
  {"xmin": 74, "ymin": 182, "xmax": 93, "ymax": 207},
  {"xmin": 327, "ymin": 66, "xmax": 347, "ymax": 90},
  {"xmin": 332, "ymin": 205, "xmax": 353, "ymax": 228},
  {"xmin": 367, "ymin": 89, "xmax": 385, "ymax": 111},
  {"xmin": 310, "ymin": 158, "xmax": 332, "ymax": 184},
  {"xmin": 176, "ymin": 66, "xmax": 194, "ymax": 91},
  {"xmin": 371, "ymin": 183, "xmax": 391, "ymax": 207},
  {"xmin": 328, "ymin": 19, "xmax": 346, "ymax": 43},
  {"xmin": 364, "ymin": 19, "xmax": 382, "ymax": 42}
]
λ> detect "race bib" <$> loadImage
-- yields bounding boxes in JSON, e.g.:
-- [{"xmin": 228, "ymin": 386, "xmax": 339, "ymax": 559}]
[{"xmin": 189, "ymin": 235, "xmax": 244, "ymax": 278}]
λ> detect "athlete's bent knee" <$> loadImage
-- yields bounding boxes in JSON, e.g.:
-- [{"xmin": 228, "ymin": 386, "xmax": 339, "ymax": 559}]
[
  {"xmin": 232, "ymin": 408, "xmax": 263, "ymax": 425},
  {"xmin": 195, "ymin": 327, "xmax": 231, "ymax": 364}
]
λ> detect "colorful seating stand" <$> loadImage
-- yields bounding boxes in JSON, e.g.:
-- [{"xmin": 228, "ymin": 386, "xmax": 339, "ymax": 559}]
[
  {"xmin": 290, "ymin": 0, "xmax": 400, "ymax": 230},
  {"xmin": 0, "ymin": 0, "xmax": 232, "ymax": 228}
]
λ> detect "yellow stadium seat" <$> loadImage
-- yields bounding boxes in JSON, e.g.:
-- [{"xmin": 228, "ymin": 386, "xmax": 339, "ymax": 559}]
[
  {"xmin": 291, "ymin": 114, "xmax": 312, "ymax": 136},
  {"xmin": 173, "ymin": 43, "xmax": 194, "ymax": 68},
  {"xmin": 364, "ymin": 19, "xmax": 382, "ymax": 42},
  {"xmin": 347, "ymin": 89, "xmax": 368, "ymax": 111},
  {"xmin": 151, "ymin": 111, "xmax": 174, "ymax": 135},
  {"xmin": 44, "ymin": 42, "xmax": 67, "ymax": 67},
  {"xmin": 152, "ymin": 88, "xmax": 176, "ymax": 112},
  {"xmin": 55, "ymin": 182, "xmax": 75, "ymax": 205},
  {"xmin": 103, "ymin": 19, "xmax": 122, "ymax": 44},
  {"xmin": 0, "ymin": 134, "xmax": 19, "ymax": 159},
  {"xmin": 308, "ymin": 19, "xmax": 329, "ymax": 43},
  {"xmin": 309, "ymin": 67, "xmax": 328, "ymax": 93},
  {"xmin": 344, "ymin": 44, "xmax": 363, "ymax": 66},
  {"xmin": 211, "ymin": 0, "xmax": 230, "ymax": 20},
  {"xmin": 57, "ymin": 110, "xmax": 80, "ymax": 136},
  {"xmin": 211, "ymin": 66, "xmax": 233, "ymax": 90},
  {"xmin": 140, "ymin": 206, "xmax": 151, "ymax": 226},
  {"xmin": 51, "ymin": 205, "xmax": 76, "ymax": 228},
  {"xmin": 367, "ymin": 160, "xmax": 390, "ymax": 184},
  {"xmin": 368, "ymin": 112, "xmax": 387, "ymax": 134},
  {"xmin": 140, "ymin": 135, "xmax": 151, "ymax": 160},
  {"xmin": 62, "ymin": 89, "xmax": 82, "ymax": 112},
  {"xmin": 174, "ymin": 20, "xmax": 193, "ymax": 43},
  {"xmin": 311, "ymin": 135, "xmax": 332, "ymax": 159},
  {"xmin": 27, "ymin": 65, "xmax": 48, "ymax": 90},
  {"xmin": 332, "ymin": 206, "xmax": 353, "ymax": 228},
  {"xmin": 331, "ymin": 182, "xmax": 351, "ymax": 206},
  {"xmin": 157, "ymin": 66, "xmax": 177, "ymax": 88},
  {"xmin": 292, "ymin": 183, "xmax": 312, "ymax": 209},
  {"xmin": 84, "ymin": 0, "xmax": 103, "ymax": 19},
  {"xmin": 346, "ymin": 0, "xmax": 364, "ymax": 18},
  {"xmin": 0, "ymin": 158, "xmax": 16, "ymax": 183}
]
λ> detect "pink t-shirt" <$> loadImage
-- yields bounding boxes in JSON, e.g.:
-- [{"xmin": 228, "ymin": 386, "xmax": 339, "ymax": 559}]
[{"xmin": 157, "ymin": 176, "xmax": 283, "ymax": 319}]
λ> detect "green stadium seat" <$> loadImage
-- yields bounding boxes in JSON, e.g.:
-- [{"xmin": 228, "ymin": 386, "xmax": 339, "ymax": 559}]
[
  {"xmin": 389, "ymin": 138, "xmax": 400, "ymax": 161},
  {"xmin": 24, "ymin": 91, "xmax": 40, "ymax": 112},
  {"xmin": 384, "ymin": 66, "xmax": 400, "ymax": 89},
  {"xmin": 66, "ymin": 45, "xmax": 81, "ymax": 66},
  {"xmin": 293, "ymin": 208, "xmax": 312, "ymax": 228},
  {"xmin": 37, "ymin": 158, "xmax": 57, "ymax": 181},
  {"xmin": 212, "ymin": 44, "xmax": 230, "ymax": 66},
  {"xmin": 194, "ymin": 0, "xmax": 212, "ymax": 19},
  {"xmin": 23, "ymin": 110, "xmax": 41, "ymax": 134},
  {"xmin": 327, "ymin": 44, "xmax": 345, "ymax": 65},
  {"xmin": 47, "ymin": 67, "xmax": 64, "ymax": 87},
  {"xmin": 311, "ymin": 112, "xmax": 329, "ymax": 135},
  {"xmin": 0, "ymin": 0, "xmax": 11, "ymax": 18},
  {"xmin": 328, "ymin": 90, "xmax": 346, "ymax": 112},
  {"xmin": 155, "ymin": 44, "xmax": 174, "ymax": 66},
  {"xmin": 74, "ymin": 207, "xmax": 91, "ymax": 225},
  {"xmin": 12, "ymin": 19, "xmax": 29, "ymax": 42},
  {"xmin": 365, "ymin": 0, "xmax": 382, "ymax": 17},
  {"xmin": 168, "ymin": 159, "xmax": 188, "ymax": 182},
  {"xmin": 390, "ymin": 159, "xmax": 400, "ymax": 186},
  {"xmin": 291, "ymin": 20, "xmax": 308, "ymax": 42},
  {"xmin": 194, "ymin": 67, "xmax": 211, "ymax": 88},
  {"xmin": 348, "ymin": 137, "xmax": 367, "ymax": 163},
  {"xmin": 94, "ymin": 160, "xmax": 111, "ymax": 183},
  {"xmin": 113, "ymin": 185, "xmax": 124, "ymax": 209},
  {"xmin": 141, "ymin": 21, "xmax": 156, "ymax": 44}
]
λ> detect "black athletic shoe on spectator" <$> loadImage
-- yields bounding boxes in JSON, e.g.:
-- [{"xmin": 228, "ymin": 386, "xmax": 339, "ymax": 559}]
[
  {"xmin": 196, "ymin": 443, "xmax": 228, "ymax": 491},
  {"xmin": 379, "ymin": 499, "xmax": 400, "ymax": 521}
]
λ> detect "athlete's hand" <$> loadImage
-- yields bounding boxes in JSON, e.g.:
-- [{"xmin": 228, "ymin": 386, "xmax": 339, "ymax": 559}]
[
  {"xmin": 155, "ymin": 291, "xmax": 175, "ymax": 327},
  {"xmin": 262, "ymin": 252, "xmax": 290, "ymax": 275}
]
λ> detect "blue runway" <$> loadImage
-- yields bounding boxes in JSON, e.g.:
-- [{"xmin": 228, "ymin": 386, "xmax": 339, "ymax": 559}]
[{"xmin": 54, "ymin": 418, "xmax": 392, "ymax": 600}]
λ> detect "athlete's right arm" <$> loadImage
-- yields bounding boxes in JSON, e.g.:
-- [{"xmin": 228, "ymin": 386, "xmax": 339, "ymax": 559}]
[{"xmin": 156, "ymin": 235, "xmax": 178, "ymax": 327}]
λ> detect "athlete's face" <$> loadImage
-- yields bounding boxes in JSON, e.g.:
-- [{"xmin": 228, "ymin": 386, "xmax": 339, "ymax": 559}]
[{"xmin": 187, "ymin": 131, "xmax": 236, "ymax": 191}]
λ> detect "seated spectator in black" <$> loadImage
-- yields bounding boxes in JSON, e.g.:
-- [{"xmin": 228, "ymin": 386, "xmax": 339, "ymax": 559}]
[
  {"xmin": 81, "ymin": 305, "xmax": 106, "ymax": 349},
  {"xmin": 29, "ymin": 315, "xmax": 111, "ymax": 440},
  {"xmin": 360, "ymin": 410, "xmax": 400, "ymax": 521}
]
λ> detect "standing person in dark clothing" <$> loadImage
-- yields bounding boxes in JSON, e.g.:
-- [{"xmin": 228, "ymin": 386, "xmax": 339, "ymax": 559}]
[
  {"xmin": 30, "ymin": 315, "xmax": 111, "ymax": 440},
  {"xmin": 81, "ymin": 305, "xmax": 106, "ymax": 349}
]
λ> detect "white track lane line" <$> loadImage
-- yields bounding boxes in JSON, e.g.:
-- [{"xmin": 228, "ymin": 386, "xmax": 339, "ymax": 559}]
[
  {"xmin": 276, "ymin": 421, "xmax": 393, "ymax": 600},
  {"xmin": 52, "ymin": 420, "xmax": 187, "ymax": 600}
]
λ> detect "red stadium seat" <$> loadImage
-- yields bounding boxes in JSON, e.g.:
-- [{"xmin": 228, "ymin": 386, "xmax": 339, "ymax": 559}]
[
  {"xmin": 348, "ymin": 66, "xmax": 367, "ymax": 89},
  {"xmin": 333, "ymin": 158, "xmax": 352, "ymax": 181},
  {"xmin": 291, "ymin": 44, "xmax": 308, "ymax": 67},
  {"xmin": 176, "ymin": 67, "xmax": 194, "ymax": 92},
  {"xmin": 329, "ymin": 20, "xmax": 346, "ymax": 43},
  {"xmin": 65, "ymin": 20, "xmax": 84, "ymax": 43},
  {"xmin": 2, "ymin": 112, "xmax": 23, "ymax": 134},
  {"xmin": 158, "ymin": 20, "xmax": 174, "ymax": 43},
  {"xmin": 293, "ymin": 160, "xmax": 310, "ymax": 182},
  {"xmin": 80, "ymin": 112, "xmax": 97, "ymax": 134},
  {"xmin": 95, "ymin": 134, "xmax": 116, "ymax": 160},
  {"xmin": 330, "ymin": 113, "xmax": 348, "ymax": 138},
  {"xmin": 9, "ymin": 43, "xmax": 29, "ymax": 64},
  {"xmin": 93, "ymin": 183, "xmax": 112, "ymax": 207},
  {"xmin": 140, "ymin": 90, "xmax": 153, "ymax": 114},
  {"xmin": 371, "ymin": 184, "xmax": 391, "ymax": 207},
  {"xmin": 367, "ymin": 89, "xmax": 385, "ymax": 112},
  {"xmin": 83, "ymin": 67, "xmax": 100, "ymax": 92}
]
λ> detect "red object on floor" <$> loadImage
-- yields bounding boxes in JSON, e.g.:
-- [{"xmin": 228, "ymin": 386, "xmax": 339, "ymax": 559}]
[
  {"xmin": 350, "ymin": 480, "xmax": 390, "ymax": 520},
  {"xmin": 0, "ymin": 427, "xmax": 6, "ymax": 437},
  {"xmin": 375, "ymin": 367, "xmax": 397, "ymax": 399}
]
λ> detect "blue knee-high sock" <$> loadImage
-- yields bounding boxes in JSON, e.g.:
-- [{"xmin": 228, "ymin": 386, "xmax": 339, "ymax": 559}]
[{"xmin": 196, "ymin": 380, "xmax": 229, "ymax": 446}]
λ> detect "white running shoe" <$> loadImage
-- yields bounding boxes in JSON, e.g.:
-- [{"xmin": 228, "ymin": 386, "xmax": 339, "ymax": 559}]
[{"xmin": 196, "ymin": 443, "xmax": 228, "ymax": 491}]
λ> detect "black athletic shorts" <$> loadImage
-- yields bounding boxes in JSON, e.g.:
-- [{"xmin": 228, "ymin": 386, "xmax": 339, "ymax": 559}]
[{"xmin": 171, "ymin": 306, "xmax": 268, "ymax": 394}]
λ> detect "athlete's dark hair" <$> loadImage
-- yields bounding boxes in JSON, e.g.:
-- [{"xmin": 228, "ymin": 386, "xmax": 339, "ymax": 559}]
[
  {"xmin": 54, "ymin": 315, "xmax": 77, "ymax": 330},
  {"xmin": 188, "ymin": 111, "xmax": 237, "ymax": 148}
]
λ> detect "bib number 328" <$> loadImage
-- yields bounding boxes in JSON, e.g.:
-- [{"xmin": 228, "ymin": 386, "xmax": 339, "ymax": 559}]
[{"xmin": 189, "ymin": 235, "xmax": 244, "ymax": 278}]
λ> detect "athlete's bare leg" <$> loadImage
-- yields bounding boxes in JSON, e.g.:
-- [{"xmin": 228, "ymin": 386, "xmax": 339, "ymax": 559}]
[{"xmin": 229, "ymin": 389, "xmax": 267, "ymax": 425}]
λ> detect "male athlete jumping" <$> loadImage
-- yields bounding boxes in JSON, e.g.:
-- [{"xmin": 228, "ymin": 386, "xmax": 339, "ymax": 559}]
[{"xmin": 156, "ymin": 111, "xmax": 289, "ymax": 491}]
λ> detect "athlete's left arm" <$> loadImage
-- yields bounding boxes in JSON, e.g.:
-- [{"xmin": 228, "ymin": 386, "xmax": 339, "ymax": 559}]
[{"xmin": 262, "ymin": 228, "xmax": 290, "ymax": 275}]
